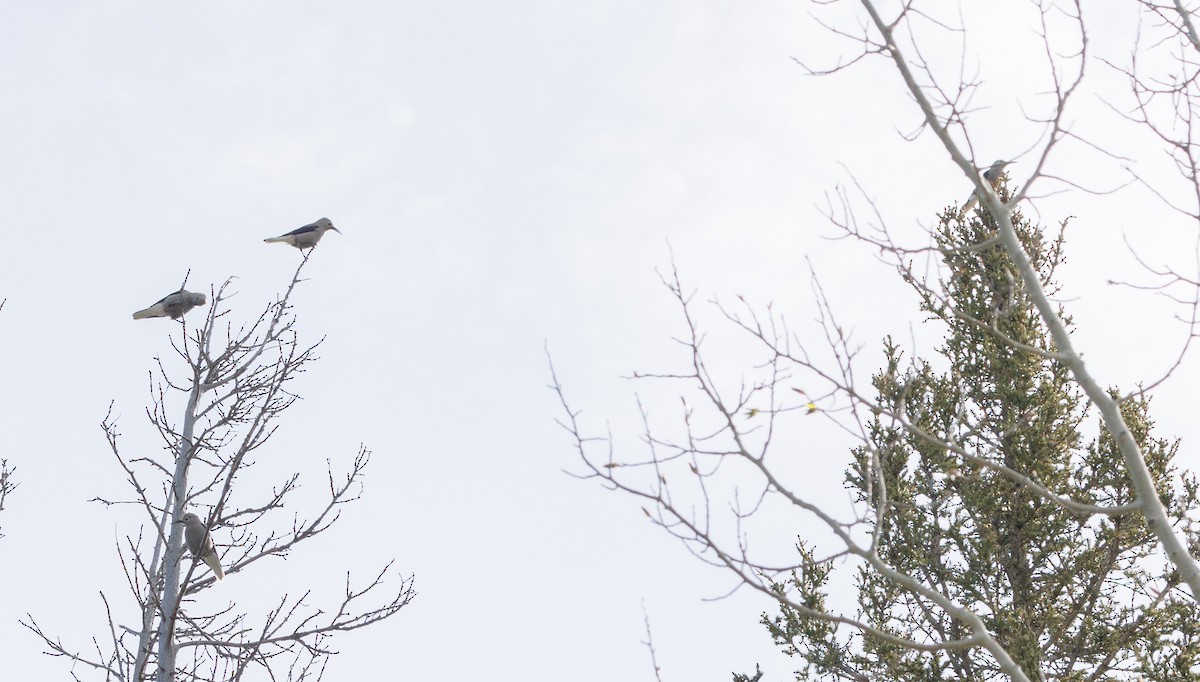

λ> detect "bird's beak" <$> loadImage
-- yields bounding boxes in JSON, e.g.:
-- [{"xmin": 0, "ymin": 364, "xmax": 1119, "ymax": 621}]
[{"xmin": 331, "ymin": 226, "xmax": 342, "ymax": 234}]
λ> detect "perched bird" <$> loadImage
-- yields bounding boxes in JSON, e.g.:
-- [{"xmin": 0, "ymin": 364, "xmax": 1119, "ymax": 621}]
[
  {"xmin": 132, "ymin": 290, "xmax": 208, "ymax": 321},
  {"xmin": 263, "ymin": 217, "xmax": 341, "ymax": 250},
  {"xmin": 179, "ymin": 512, "xmax": 224, "ymax": 581},
  {"xmin": 960, "ymin": 159, "xmax": 1015, "ymax": 216}
]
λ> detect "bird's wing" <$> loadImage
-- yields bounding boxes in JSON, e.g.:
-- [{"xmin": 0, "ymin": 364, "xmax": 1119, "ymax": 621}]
[
  {"xmin": 281, "ymin": 221, "xmax": 321, "ymax": 236},
  {"xmin": 133, "ymin": 291, "xmax": 182, "ymax": 319},
  {"xmin": 149, "ymin": 291, "xmax": 177, "ymax": 307}
]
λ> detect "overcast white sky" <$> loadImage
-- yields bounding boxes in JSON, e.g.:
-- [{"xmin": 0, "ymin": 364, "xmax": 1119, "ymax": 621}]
[{"xmin": 1, "ymin": 2, "xmax": 1197, "ymax": 680}]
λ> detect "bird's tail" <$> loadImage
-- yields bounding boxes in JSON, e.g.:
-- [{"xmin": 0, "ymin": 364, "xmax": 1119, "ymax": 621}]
[
  {"xmin": 203, "ymin": 554, "xmax": 225, "ymax": 581},
  {"xmin": 132, "ymin": 307, "xmax": 159, "ymax": 320},
  {"xmin": 960, "ymin": 193, "xmax": 979, "ymax": 218},
  {"xmin": 263, "ymin": 236, "xmax": 289, "ymax": 244}
]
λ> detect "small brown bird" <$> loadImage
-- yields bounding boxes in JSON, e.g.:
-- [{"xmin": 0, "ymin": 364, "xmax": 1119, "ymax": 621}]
[
  {"xmin": 179, "ymin": 512, "xmax": 224, "ymax": 580},
  {"xmin": 264, "ymin": 217, "xmax": 341, "ymax": 250},
  {"xmin": 132, "ymin": 290, "xmax": 208, "ymax": 321}
]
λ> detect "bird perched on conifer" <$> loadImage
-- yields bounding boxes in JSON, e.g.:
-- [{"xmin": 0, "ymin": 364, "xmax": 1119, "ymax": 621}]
[
  {"xmin": 179, "ymin": 512, "xmax": 224, "ymax": 581},
  {"xmin": 132, "ymin": 290, "xmax": 208, "ymax": 320},
  {"xmin": 960, "ymin": 159, "xmax": 1015, "ymax": 217},
  {"xmin": 263, "ymin": 217, "xmax": 341, "ymax": 250}
]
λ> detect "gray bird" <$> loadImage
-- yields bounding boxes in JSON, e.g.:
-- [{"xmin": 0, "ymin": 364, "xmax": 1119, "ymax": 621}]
[
  {"xmin": 960, "ymin": 160, "xmax": 1015, "ymax": 216},
  {"xmin": 179, "ymin": 512, "xmax": 224, "ymax": 580},
  {"xmin": 132, "ymin": 290, "xmax": 208, "ymax": 321},
  {"xmin": 263, "ymin": 217, "xmax": 341, "ymax": 250}
]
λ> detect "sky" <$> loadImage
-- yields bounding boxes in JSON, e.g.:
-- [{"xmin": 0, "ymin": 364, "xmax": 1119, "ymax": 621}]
[{"xmin": 0, "ymin": 2, "xmax": 1197, "ymax": 680}]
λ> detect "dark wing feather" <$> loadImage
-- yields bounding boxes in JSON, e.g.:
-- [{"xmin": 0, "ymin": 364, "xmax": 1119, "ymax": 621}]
[
  {"xmin": 149, "ymin": 291, "xmax": 181, "ymax": 307},
  {"xmin": 282, "ymin": 221, "xmax": 321, "ymax": 236}
]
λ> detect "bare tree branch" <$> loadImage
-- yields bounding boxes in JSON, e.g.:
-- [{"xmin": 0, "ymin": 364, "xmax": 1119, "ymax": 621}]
[{"xmin": 24, "ymin": 253, "xmax": 414, "ymax": 681}]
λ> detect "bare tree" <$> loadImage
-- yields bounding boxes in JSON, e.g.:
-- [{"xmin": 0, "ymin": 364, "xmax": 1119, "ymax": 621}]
[
  {"xmin": 0, "ymin": 299, "xmax": 11, "ymax": 540},
  {"xmin": 0, "ymin": 458, "xmax": 14, "ymax": 540},
  {"xmin": 553, "ymin": 2, "xmax": 1200, "ymax": 680},
  {"xmin": 23, "ymin": 255, "xmax": 414, "ymax": 681}
]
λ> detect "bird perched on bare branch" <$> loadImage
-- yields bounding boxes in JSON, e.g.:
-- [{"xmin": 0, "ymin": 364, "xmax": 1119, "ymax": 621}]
[
  {"xmin": 132, "ymin": 290, "xmax": 208, "ymax": 321},
  {"xmin": 179, "ymin": 512, "xmax": 224, "ymax": 581},
  {"xmin": 264, "ymin": 217, "xmax": 341, "ymax": 250},
  {"xmin": 960, "ymin": 160, "xmax": 1015, "ymax": 217}
]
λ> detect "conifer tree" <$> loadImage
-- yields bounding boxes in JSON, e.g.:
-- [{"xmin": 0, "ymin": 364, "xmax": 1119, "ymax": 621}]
[{"xmin": 764, "ymin": 180, "xmax": 1200, "ymax": 680}]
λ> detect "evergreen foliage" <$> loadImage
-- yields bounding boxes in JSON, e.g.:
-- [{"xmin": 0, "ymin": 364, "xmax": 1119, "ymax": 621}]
[{"xmin": 765, "ymin": 182, "xmax": 1199, "ymax": 681}]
